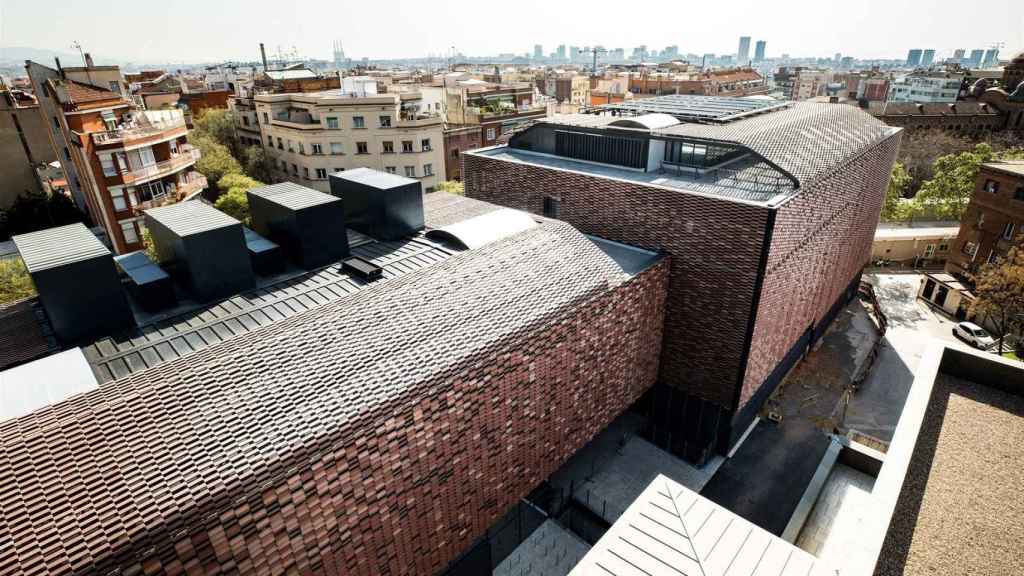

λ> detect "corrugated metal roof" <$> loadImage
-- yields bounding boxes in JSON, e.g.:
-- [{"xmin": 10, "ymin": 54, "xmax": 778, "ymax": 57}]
[
  {"xmin": 145, "ymin": 201, "xmax": 241, "ymax": 236},
  {"xmin": 82, "ymin": 236, "xmax": 455, "ymax": 382},
  {"xmin": 248, "ymin": 182, "xmax": 342, "ymax": 210},
  {"xmin": 569, "ymin": 474, "xmax": 832, "ymax": 576},
  {"xmin": 334, "ymin": 167, "xmax": 418, "ymax": 189},
  {"xmin": 12, "ymin": 223, "xmax": 110, "ymax": 273},
  {"xmin": 659, "ymin": 102, "xmax": 898, "ymax": 188}
]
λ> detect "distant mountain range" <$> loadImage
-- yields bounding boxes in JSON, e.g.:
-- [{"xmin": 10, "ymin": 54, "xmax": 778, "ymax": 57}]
[{"xmin": 0, "ymin": 46, "xmax": 116, "ymax": 67}]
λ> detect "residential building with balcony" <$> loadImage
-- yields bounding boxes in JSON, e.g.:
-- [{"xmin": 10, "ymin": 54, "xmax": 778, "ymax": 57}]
[
  {"xmin": 888, "ymin": 70, "xmax": 964, "ymax": 103},
  {"xmin": 254, "ymin": 88, "xmax": 445, "ymax": 192},
  {"xmin": 24, "ymin": 60, "xmax": 204, "ymax": 253},
  {"xmin": 773, "ymin": 67, "xmax": 831, "ymax": 100},
  {"xmin": 946, "ymin": 160, "xmax": 1024, "ymax": 277}
]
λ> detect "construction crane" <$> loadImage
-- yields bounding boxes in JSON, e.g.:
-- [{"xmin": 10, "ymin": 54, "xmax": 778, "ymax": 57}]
[{"xmin": 579, "ymin": 47, "xmax": 607, "ymax": 78}]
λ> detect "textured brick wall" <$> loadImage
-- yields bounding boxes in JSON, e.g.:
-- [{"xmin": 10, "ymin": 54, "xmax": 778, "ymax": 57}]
[
  {"xmin": 0, "ymin": 255, "xmax": 667, "ymax": 576},
  {"xmin": 739, "ymin": 133, "xmax": 902, "ymax": 409},
  {"xmin": 463, "ymin": 154, "xmax": 769, "ymax": 407}
]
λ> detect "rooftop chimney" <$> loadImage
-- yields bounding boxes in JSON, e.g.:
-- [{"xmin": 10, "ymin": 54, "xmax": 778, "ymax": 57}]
[
  {"xmin": 260, "ymin": 43, "xmax": 268, "ymax": 71},
  {"xmin": 54, "ymin": 57, "xmax": 64, "ymax": 78},
  {"xmin": 84, "ymin": 53, "xmax": 95, "ymax": 68}
]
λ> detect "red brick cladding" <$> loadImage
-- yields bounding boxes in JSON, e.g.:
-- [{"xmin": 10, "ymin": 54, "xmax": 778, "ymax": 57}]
[
  {"xmin": 463, "ymin": 153, "xmax": 769, "ymax": 407},
  {"xmin": 739, "ymin": 133, "xmax": 902, "ymax": 409},
  {"xmin": 0, "ymin": 258, "xmax": 667, "ymax": 576}
]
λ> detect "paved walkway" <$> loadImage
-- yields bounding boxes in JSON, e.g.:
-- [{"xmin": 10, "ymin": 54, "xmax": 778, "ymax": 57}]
[
  {"xmin": 842, "ymin": 273, "xmax": 967, "ymax": 443},
  {"xmin": 702, "ymin": 299, "xmax": 878, "ymax": 534}
]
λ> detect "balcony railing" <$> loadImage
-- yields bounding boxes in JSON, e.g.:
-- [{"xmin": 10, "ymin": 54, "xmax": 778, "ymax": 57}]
[
  {"xmin": 93, "ymin": 116, "xmax": 187, "ymax": 145},
  {"xmin": 132, "ymin": 174, "xmax": 208, "ymax": 214},
  {"xmin": 121, "ymin": 148, "xmax": 201, "ymax": 184}
]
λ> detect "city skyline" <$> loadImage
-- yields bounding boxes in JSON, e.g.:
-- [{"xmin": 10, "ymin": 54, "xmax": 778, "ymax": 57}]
[{"xmin": 1, "ymin": 0, "xmax": 1022, "ymax": 65}]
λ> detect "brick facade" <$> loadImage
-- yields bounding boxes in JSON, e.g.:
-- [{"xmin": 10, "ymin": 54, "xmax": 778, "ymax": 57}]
[
  {"xmin": 464, "ymin": 133, "xmax": 900, "ymax": 440},
  {"xmin": 947, "ymin": 162, "xmax": 1024, "ymax": 277},
  {"xmin": 0, "ymin": 230, "xmax": 668, "ymax": 576},
  {"xmin": 463, "ymin": 153, "xmax": 769, "ymax": 408},
  {"xmin": 740, "ymin": 135, "xmax": 901, "ymax": 409}
]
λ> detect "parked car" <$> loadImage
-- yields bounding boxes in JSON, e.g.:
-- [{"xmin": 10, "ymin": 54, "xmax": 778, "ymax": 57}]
[{"xmin": 953, "ymin": 321, "xmax": 995, "ymax": 349}]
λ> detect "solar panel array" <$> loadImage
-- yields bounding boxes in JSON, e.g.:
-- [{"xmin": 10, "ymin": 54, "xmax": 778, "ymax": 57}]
[{"xmin": 591, "ymin": 95, "xmax": 793, "ymax": 124}]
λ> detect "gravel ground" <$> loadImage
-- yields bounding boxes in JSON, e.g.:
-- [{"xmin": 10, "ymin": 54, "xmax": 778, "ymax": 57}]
[{"xmin": 874, "ymin": 375, "xmax": 1024, "ymax": 576}]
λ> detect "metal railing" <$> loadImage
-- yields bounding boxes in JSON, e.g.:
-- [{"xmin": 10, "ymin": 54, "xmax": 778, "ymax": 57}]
[
  {"xmin": 132, "ymin": 174, "xmax": 208, "ymax": 214},
  {"xmin": 93, "ymin": 116, "xmax": 187, "ymax": 145},
  {"xmin": 121, "ymin": 149, "xmax": 200, "ymax": 184}
]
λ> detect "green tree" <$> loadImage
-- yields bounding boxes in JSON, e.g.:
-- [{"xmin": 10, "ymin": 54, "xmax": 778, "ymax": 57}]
[
  {"xmin": 217, "ymin": 173, "xmax": 263, "ymax": 194},
  {"xmin": 970, "ymin": 244, "xmax": 1024, "ymax": 354},
  {"xmin": 214, "ymin": 188, "xmax": 251, "ymax": 223},
  {"xmin": 881, "ymin": 162, "xmax": 914, "ymax": 222},
  {"xmin": 0, "ymin": 258, "xmax": 36, "ymax": 305},
  {"xmin": 436, "ymin": 180, "xmax": 464, "ymax": 195},
  {"xmin": 241, "ymin": 145, "xmax": 274, "ymax": 183},
  {"xmin": 4, "ymin": 191, "xmax": 85, "ymax": 236},
  {"xmin": 914, "ymin": 144, "xmax": 997, "ymax": 221},
  {"xmin": 141, "ymin": 228, "xmax": 159, "ymax": 262},
  {"xmin": 193, "ymin": 134, "xmax": 242, "ymax": 190},
  {"xmin": 192, "ymin": 108, "xmax": 236, "ymax": 151}
]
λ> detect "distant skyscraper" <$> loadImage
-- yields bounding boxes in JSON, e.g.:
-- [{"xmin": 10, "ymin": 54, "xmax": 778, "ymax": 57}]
[
  {"xmin": 569, "ymin": 46, "xmax": 579, "ymax": 62},
  {"xmin": 922, "ymin": 49, "xmax": 935, "ymax": 67},
  {"xmin": 834, "ymin": 52, "xmax": 842, "ymax": 64},
  {"xmin": 968, "ymin": 49, "xmax": 984, "ymax": 67},
  {"xmin": 556, "ymin": 45, "xmax": 566, "ymax": 61},
  {"xmin": 332, "ymin": 40, "xmax": 346, "ymax": 69},
  {"xmin": 953, "ymin": 48, "xmax": 965, "ymax": 62},
  {"xmin": 737, "ymin": 36, "xmax": 751, "ymax": 64},
  {"xmin": 754, "ymin": 40, "xmax": 766, "ymax": 62},
  {"xmin": 982, "ymin": 48, "xmax": 999, "ymax": 67},
  {"xmin": 534, "ymin": 44, "xmax": 543, "ymax": 60},
  {"xmin": 906, "ymin": 49, "xmax": 923, "ymax": 67}
]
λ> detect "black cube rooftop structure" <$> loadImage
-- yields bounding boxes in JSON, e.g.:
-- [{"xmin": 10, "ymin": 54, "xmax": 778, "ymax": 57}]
[
  {"xmin": 113, "ymin": 251, "xmax": 177, "ymax": 312},
  {"xmin": 242, "ymin": 228, "xmax": 285, "ymax": 276},
  {"xmin": 329, "ymin": 167, "xmax": 424, "ymax": 241},
  {"xmin": 12, "ymin": 223, "xmax": 134, "ymax": 344},
  {"xmin": 144, "ymin": 202, "xmax": 254, "ymax": 302},
  {"xmin": 247, "ymin": 182, "xmax": 349, "ymax": 268}
]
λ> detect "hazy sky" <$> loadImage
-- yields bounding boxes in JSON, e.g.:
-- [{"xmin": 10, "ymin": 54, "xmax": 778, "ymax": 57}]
[{"xmin": 2, "ymin": 0, "xmax": 1023, "ymax": 64}]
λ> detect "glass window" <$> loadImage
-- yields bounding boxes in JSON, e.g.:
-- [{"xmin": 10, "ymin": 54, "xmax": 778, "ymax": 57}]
[
  {"xmin": 268, "ymin": 135, "xmax": 273, "ymax": 146},
  {"xmin": 1004, "ymin": 221, "xmax": 1016, "ymax": 240},
  {"xmin": 421, "ymin": 138, "xmax": 431, "ymax": 151},
  {"xmin": 486, "ymin": 128, "xmax": 496, "ymax": 140},
  {"xmin": 379, "ymin": 115, "xmax": 391, "ymax": 128},
  {"xmin": 277, "ymin": 137, "xmax": 283, "ymax": 150},
  {"xmin": 111, "ymin": 189, "xmax": 128, "ymax": 211},
  {"xmin": 288, "ymin": 140, "xmax": 294, "ymax": 152},
  {"xmin": 1015, "ymin": 186, "xmax": 1024, "ymax": 201},
  {"xmin": 383, "ymin": 141, "xmax": 394, "ymax": 153},
  {"xmin": 404, "ymin": 165, "xmax": 416, "ymax": 177},
  {"xmin": 263, "ymin": 112, "xmax": 269, "ymax": 123},
  {"xmin": 169, "ymin": 140, "xmax": 179, "ymax": 155},
  {"xmin": 356, "ymin": 142, "xmax": 368, "ymax": 154},
  {"xmin": 353, "ymin": 116, "xmax": 365, "ymax": 129},
  {"xmin": 315, "ymin": 168, "xmax": 327, "ymax": 179},
  {"xmin": 312, "ymin": 143, "xmax": 322, "ymax": 155},
  {"xmin": 326, "ymin": 116, "xmax": 339, "ymax": 129},
  {"xmin": 334, "ymin": 167, "xmax": 344, "ymax": 173},
  {"xmin": 298, "ymin": 142, "xmax": 305, "ymax": 154},
  {"xmin": 291, "ymin": 163, "xmax": 298, "ymax": 175},
  {"xmin": 984, "ymin": 179, "xmax": 999, "ymax": 193},
  {"xmin": 120, "ymin": 221, "xmax": 139, "ymax": 244},
  {"xmin": 242, "ymin": 116, "xmax": 249, "ymax": 126},
  {"xmin": 402, "ymin": 140, "xmax": 413, "ymax": 153},
  {"xmin": 100, "ymin": 154, "xmax": 118, "ymax": 177},
  {"xmin": 423, "ymin": 163, "xmax": 433, "ymax": 176},
  {"xmin": 330, "ymin": 142, "xmax": 344, "ymax": 154},
  {"xmin": 385, "ymin": 166, "xmax": 396, "ymax": 174},
  {"xmin": 303, "ymin": 167, "xmax": 310, "ymax": 178}
]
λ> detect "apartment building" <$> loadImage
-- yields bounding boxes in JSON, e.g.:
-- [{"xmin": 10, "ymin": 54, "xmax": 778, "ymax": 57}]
[
  {"xmin": 443, "ymin": 80, "xmax": 547, "ymax": 147},
  {"xmin": 773, "ymin": 67, "xmax": 831, "ymax": 100},
  {"xmin": 888, "ymin": 70, "xmax": 964, "ymax": 103},
  {"xmin": 537, "ymin": 73, "xmax": 591, "ymax": 106},
  {"xmin": 0, "ymin": 88, "xmax": 56, "ymax": 207},
  {"xmin": 626, "ymin": 67, "xmax": 768, "ymax": 97},
  {"xmin": 24, "ymin": 60, "xmax": 205, "ymax": 253},
  {"xmin": 946, "ymin": 160, "xmax": 1024, "ymax": 277},
  {"xmin": 254, "ymin": 87, "xmax": 445, "ymax": 192}
]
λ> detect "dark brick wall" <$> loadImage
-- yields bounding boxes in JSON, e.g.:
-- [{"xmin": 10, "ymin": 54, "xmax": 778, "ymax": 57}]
[
  {"xmin": 463, "ymin": 153, "xmax": 770, "ymax": 408},
  {"xmin": 740, "ymin": 133, "xmax": 902, "ymax": 410},
  {"xmin": 0, "ymin": 258, "xmax": 668, "ymax": 576}
]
